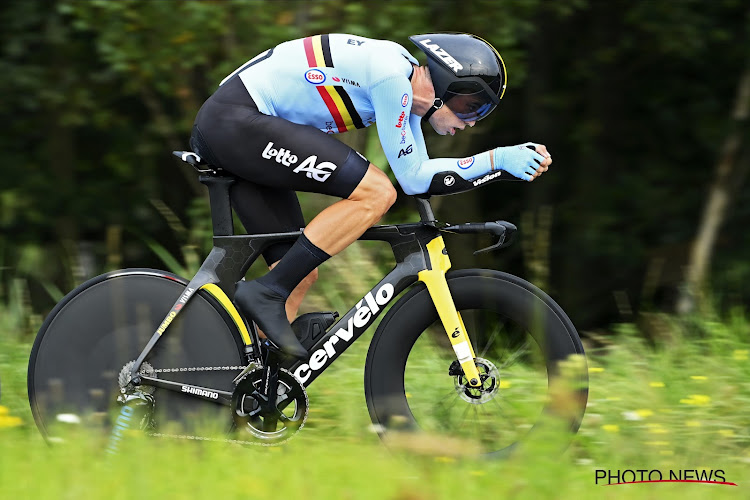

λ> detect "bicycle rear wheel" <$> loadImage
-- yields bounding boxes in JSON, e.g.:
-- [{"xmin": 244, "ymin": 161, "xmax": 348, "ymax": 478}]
[
  {"xmin": 28, "ymin": 269, "xmax": 246, "ymax": 443},
  {"xmin": 364, "ymin": 269, "xmax": 588, "ymax": 458}
]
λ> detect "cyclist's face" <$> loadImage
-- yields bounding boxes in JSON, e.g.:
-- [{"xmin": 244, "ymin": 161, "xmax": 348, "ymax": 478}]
[{"xmin": 428, "ymin": 105, "xmax": 476, "ymax": 136}]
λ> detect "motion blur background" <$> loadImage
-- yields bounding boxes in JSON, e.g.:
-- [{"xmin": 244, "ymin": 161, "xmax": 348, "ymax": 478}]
[{"xmin": 1, "ymin": 0, "xmax": 748, "ymax": 336}]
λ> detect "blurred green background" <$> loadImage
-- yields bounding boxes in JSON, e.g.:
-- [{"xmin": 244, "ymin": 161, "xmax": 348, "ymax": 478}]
[
  {"xmin": 1, "ymin": 0, "xmax": 748, "ymax": 331},
  {"xmin": 1, "ymin": 1, "xmax": 749, "ymax": 498}
]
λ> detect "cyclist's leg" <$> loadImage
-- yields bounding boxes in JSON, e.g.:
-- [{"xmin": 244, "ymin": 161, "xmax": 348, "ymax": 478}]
[
  {"xmin": 229, "ymin": 180, "xmax": 318, "ymax": 323},
  {"xmin": 193, "ymin": 77, "xmax": 395, "ymax": 356}
]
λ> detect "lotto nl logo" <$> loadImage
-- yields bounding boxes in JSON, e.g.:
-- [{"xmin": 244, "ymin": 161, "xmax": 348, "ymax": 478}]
[{"xmin": 595, "ymin": 469, "xmax": 736, "ymax": 487}]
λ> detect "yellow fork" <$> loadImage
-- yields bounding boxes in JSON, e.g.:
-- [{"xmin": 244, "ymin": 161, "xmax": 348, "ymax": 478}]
[{"xmin": 418, "ymin": 236, "xmax": 481, "ymax": 387}]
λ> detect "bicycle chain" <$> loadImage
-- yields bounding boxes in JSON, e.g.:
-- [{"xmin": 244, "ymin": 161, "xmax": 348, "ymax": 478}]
[
  {"xmin": 153, "ymin": 365, "xmax": 245, "ymax": 374},
  {"xmin": 148, "ymin": 364, "xmax": 277, "ymax": 446}
]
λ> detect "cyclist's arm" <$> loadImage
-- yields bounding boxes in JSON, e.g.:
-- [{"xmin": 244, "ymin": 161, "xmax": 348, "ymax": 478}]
[{"xmin": 372, "ymin": 77, "xmax": 517, "ymax": 195}]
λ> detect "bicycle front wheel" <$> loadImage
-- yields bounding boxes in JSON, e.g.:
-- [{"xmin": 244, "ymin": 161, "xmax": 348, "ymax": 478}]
[
  {"xmin": 28, "ymin": 269, "xmax": 247, "ymax": 443},
  {"xmin": 364, "ymin": 269, "xmax": 588, "ymax": 458}
]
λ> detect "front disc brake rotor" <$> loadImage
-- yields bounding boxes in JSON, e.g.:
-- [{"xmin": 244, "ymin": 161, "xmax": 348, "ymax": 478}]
[{"xmin": 454, "ymin": 358, "xmax": 500, "ymax": 404}]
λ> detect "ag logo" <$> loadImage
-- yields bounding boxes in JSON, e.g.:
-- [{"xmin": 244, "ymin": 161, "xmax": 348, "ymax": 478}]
[
  {"xmin": 444, "ymin": 175, "xmax": 455, "ymax": 187},
  {"xmin": 304, "ymin": 69, "xmax": 326, "ymax": 84},
  {"xmin": 397, "ymin": 145, "xmax": 413, "ymax": 158}
]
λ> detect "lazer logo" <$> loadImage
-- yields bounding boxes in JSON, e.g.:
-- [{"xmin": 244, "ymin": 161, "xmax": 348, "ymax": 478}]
[
  {"xmin": 419, "ymin": 39, "xmax": 463, "ymax": 73},
  {"xmin": 262, "ymin": 142, "xmax": 337, "ymax": 182},
  {"xmin": 395, "ymin": 111, "xmax": 406, "ymax": 128},
  {"xmin": 294, "ymin": 283, "xmax": 395, "ymax": 384},
  {"xmin": 472, "ymin": 171, "xmax": 502, "ymax": 186},
  {"xmin": 398, "ymin": 145, "xmax": 413, "ymax": 158},
  {"xmin": 181, "ymin": 385, "xmax": 219, "ymax": 399}
]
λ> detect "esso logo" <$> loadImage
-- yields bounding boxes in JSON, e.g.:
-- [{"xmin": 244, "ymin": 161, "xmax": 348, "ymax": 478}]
[
  {"xmin": 444, "ymin": 175, "xmax": 455, "ymax": 186},
  {"xmin": 305, "ymin": 69, "xmax": 326, "ymax": 84},
  {"xmin": 457, "ymin": 157, "xmax": 475, "ymax": 169},
  {"xmin": 401, "ymin": 93, "xmax": 409, "ymax": 107}
]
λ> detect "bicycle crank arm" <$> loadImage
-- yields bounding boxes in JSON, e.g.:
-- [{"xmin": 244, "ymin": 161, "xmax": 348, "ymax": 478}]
[
  {"xmin": 418, "ymin": 236, "xmax": 482, "ymax": 387},
  {"xmin": 442, "ymin": 220, "xmax": 517, "ymax": 255},
  {"xmin": 138, "ymin": 376, "xmax": 232, "ymax": 406}
]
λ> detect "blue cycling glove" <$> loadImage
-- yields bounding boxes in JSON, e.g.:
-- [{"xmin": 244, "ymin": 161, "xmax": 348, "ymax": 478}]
[{"xmin": 493, "ymin": 143, "xmax": 546, "ymax": 181}]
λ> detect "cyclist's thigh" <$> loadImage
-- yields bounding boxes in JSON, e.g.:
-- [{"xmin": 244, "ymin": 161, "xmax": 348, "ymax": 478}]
[
  {"xmin": 194, "ymin": 80, "xmax": 369, "ymax": 199},
  {"xmin": 230, "ymin": 180, "xmax": 303, "ymax": 265}
]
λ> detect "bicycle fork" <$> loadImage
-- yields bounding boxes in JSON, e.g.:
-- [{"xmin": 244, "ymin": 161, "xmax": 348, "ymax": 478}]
[{"xmin": 418, "ymin": 236, "xmax": 481, "ymax": 387}]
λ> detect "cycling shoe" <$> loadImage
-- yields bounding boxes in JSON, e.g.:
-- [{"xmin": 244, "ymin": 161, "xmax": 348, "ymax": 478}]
[{"xmin": 234, "ymin": 280, "xmax": 308, "ymax": 360}]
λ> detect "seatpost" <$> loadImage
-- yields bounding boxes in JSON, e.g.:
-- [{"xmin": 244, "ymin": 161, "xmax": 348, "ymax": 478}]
[
  {"xmin": 415, "ymin": 196, "xmax": 436, "ymax": 223},
  {"xmin": 199, "ymin": 175, "xmax": 236, "ymax": 236}
]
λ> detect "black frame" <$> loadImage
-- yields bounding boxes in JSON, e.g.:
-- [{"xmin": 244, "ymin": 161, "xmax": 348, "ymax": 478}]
[{"xmin": 130, "ymin": 166, "xmax": 514, "ymax": 406}]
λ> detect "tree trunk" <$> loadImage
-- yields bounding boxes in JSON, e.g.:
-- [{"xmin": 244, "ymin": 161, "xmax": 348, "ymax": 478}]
[{"xmin": 677, "ymin": 63, "xmax": 750, "ymax": 314}]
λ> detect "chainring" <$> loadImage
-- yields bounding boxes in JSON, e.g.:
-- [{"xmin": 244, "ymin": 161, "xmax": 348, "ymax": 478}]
[{"xmin": 231, "ymin": 367, "xmax": 308, "ymax": 445}]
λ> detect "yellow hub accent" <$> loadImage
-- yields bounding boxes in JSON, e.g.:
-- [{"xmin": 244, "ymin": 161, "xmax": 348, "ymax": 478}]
[{"xmin": 418, "ymin": 236, "xmax": 481, "ymax": 386}]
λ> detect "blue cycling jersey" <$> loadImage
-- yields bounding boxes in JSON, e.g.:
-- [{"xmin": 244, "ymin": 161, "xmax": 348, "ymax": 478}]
[{"xmin": 222, "ymin": 33, "xmax": 496, "ymax": 195}]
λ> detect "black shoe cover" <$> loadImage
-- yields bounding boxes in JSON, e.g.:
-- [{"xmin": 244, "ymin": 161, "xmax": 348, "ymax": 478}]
[{"xmin": 234, "ymin": 280, "xmax": 308, "ymax": 360}]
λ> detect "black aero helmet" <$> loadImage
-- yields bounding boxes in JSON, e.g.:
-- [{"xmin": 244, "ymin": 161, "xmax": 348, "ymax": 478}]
[{"xmin": 409, "ymin": 33, "xmax": 507, "ymax": 121}]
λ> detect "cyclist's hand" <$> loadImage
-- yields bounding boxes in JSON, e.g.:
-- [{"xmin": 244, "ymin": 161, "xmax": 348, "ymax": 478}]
[{"xmin": 494, "ymin": 142, "xmax": 552, "ymax": 182}]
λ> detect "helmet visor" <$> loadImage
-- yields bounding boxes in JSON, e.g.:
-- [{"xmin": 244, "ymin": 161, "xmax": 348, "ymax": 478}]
[{"xmin": 443, "ymin": 78, "xmax": 502, "ymax": 122}]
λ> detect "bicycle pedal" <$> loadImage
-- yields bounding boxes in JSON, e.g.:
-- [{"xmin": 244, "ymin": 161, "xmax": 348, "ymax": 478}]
[{"xmin": 291, "ymin": 311, "xmax": 339, "ymax": 351}]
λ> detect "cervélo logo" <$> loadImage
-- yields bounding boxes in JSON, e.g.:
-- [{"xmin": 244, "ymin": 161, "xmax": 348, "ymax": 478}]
[{"xmin": 294, "ymin": 283, "xmax": 395, "ymax": 384}]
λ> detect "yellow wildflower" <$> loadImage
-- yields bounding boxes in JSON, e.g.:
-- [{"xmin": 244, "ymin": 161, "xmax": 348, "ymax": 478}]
[
  {"xmin": 588, "ymin": 367, "xmax": 605, "ymax": 373},
  {"xmin": 690, "ymin": 376, "xmax": 707, "ymax": 381},
  {"xmin": 718, "ymin": 429, "xmax": 735, "ymax": 438},
  {"xmin": 635, "ymin": 409, "xmax": 654, "ymax": 418},
  {"xmin": 602, "ymin": 424, "xmax": 620, "ymax": 433},
  {"xmin": 660, "ymin": 450, "xmax": 675, "ymax": 456},
  {"xmin": 435, "ymin": 456, "xmax": 455, "ymax": 463},
  {"xmin": 733, "ymin": 350, "xmax": 748, "ymax": 361},
  {"xmin": 649, "ymin": 381, "xmax": 665, "ymax": 388},
  {"xmin": 499, "ymin": 380, "xmax": 511, "ymax": 389},
  {"xmin": 644, "ymin": 441, "xmax": 670, "ymax": 446},
  {"xmin": 679, "ymin": 394, "xmax": 711, "ymax": 406},
  {"xmin": 685, "ymin": 420, "xmax": 702, "ymax": 427}
]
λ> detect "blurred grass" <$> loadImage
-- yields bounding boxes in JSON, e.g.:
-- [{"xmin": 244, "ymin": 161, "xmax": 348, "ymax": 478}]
[{"xmin": 2, "ymin": 301, "xmax": 750, "ymax": 497}]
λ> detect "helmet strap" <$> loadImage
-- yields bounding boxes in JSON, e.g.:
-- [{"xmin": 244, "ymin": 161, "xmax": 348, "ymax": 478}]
[{"xmin": 422, "ymin": 97, "xmax": 444, "ymax": 121}]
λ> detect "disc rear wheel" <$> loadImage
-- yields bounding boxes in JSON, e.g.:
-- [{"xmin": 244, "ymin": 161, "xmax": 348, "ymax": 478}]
[{"xmin": 28, "ymin": 270, "xmax": 246, "ymax": 443}]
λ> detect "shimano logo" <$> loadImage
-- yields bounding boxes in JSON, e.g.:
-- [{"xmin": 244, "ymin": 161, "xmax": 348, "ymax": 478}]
[
  {"xmin": 181, "ymin": 385, "xmax": 219, "ymax": 400},
  {"xmin": 294, "ymin": 284, "xmax": 395, "ymax": 384},
  {"xmin": 472, "ymin": 171, "xmax": 502, "ymax": 186},
  {"xmin": 262, "ymin": 142, "xmax": 337, "ymax": 182},
  {"xmin": 419, "ymin": 40, "xmax": 463, "ymax": 73}
]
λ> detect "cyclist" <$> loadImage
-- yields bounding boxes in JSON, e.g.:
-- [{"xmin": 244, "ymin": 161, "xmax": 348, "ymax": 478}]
[{"xmin": 189, "ymin": 33, "xmax": 552, "ymax": 359}]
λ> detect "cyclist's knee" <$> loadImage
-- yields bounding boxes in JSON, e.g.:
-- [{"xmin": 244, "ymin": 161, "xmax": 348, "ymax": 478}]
[{"xmin": 351, "ymin": 164, "xmax": 397, "ymax": 216}]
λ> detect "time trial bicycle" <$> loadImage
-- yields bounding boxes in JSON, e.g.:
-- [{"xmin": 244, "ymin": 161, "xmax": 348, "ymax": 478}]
[{"xmin": 28, "ymin": 150, "xmax": 588, "ymax": 458}]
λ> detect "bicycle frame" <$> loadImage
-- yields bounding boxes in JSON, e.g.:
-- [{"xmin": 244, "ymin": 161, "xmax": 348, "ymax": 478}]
[{"xmin": 130, "ymin": 173, "xmax": 509, "ymax": 403}]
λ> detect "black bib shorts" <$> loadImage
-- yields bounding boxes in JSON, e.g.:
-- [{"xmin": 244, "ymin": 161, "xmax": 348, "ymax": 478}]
[{"xmin": 189, "ymin": 76, "xmax": 370, "ymax": 264}]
